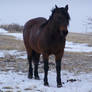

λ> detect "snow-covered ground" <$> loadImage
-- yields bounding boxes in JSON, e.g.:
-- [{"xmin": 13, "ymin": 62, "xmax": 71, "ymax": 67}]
[
  {"xmin": 0, "ymin": 0, "xmax": 92, "ymax": 33},
  {"xmin": 0, "ymin": 50, "xmax": 26, "ymax": 59},
  {"xmin": 0, "ymin": 70, "xmax": 92, "ymax": 92},
  {"xmin": 0, "ymin": 1, "xmax": 92, "ymax": 91},
  {"xmin": 65, "ymin": 41, "xmax": 92, "ymax": 53},
  {"xmin": 0, "ymin": 28, "xmax": 92, "ymax": 54},
  {"xmin": 0, "ymin": 42, "xmax": 92, "ymax": 59},
  {"xmin": 0, "ymin": 31, "xmax": 92, "ymax": 91},
  {"xmin": 0, "ymin": 28, "xmax": 23, "ymax": 40}
]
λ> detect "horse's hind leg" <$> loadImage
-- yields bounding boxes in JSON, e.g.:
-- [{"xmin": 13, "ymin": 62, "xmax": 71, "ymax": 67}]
[
  {"xmin": 27, "ymin": 54, "xmax": 33, "ymax": 79},
  {"xmin": 27, "ymin": 52, "xmax": 33, "ymax": 79},
  {"xmin": 32, "ymin": 51, "xmax": 40, "ymax": 80},
  {"xmin": 25, "ymin": 47, "xmax": 33, "ymax": 79},
  {"xmin": 23, "ymin": 36, "xmax": 33, "ymax": 79}
]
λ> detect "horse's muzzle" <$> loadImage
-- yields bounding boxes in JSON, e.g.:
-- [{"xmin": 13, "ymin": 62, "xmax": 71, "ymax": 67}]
[
  {"xmin": 60, "ymin": 30, "xmax": 68, "ymax": 37},
  {"xmin": 63, "ymin": 30, "xmax": 68, "ymax": 36}
]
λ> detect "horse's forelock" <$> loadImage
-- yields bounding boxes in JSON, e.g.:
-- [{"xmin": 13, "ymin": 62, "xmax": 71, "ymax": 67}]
[{"xmin": 51, "ymin": 6, "xmax": 70, "ymax": 24}]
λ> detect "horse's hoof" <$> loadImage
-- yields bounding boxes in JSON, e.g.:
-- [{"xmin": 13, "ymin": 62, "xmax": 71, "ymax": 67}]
[
  {"xmin": 35, "ymin": 76, "xmax": 40, "ymax": 80},
  {"xmin": 28, "ymin": 75, "xmax": 33, "ymax": 79},
  {"xmin": 57, "ymin": 84, "xmax": 62, "ymax": 88},
  {"xmin": 44, "ymin": 82, "xmax": 49, "ymax": 87}
]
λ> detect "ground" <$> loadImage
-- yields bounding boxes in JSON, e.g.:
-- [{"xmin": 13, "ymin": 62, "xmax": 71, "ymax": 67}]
[{"xmin": 0, "ymin": 29, "xmax": 92, "ymax": 92}]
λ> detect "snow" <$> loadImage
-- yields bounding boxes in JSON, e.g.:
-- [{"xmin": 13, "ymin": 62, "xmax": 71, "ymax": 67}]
[
  {"xmin": 0, "ymin": 1, "xmax": 92, "ymax": 91},
  {"xmin": 0, "ymin": 70, "xmax": 92, "ymax": 92},
  {"xmin": 5, "ymin": 33, "xmax": 23, "ymax": 40},
  {"xmin": 0, "ymin": 50, "xmax": 27, "ymax": 59},
  {"xmin": 65, "ymin": 41, "xmax": 92, "ymax": 53},
  {"xmin": 0, "ymin": 0, "xmax": 92, "ymax": 33},
  {"xmin": 0, "ymin": 28, "xmax": 8, "ymax": 33},
  {"xmin": 0, "ymin": 29, "xmax": 23, "ymax": 40},
  {"xmin": 0, "ymin": 50, "xmax": 17, "ymax": 58}
]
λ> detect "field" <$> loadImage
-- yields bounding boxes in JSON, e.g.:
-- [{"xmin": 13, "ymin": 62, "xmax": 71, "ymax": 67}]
[
  {"xmin": 0, "ymin": 0, "xmax": 92, "ymax": 91},
  {"xmin": 0, "ymin": 28, "xmax": 92, "ymax": 92}
]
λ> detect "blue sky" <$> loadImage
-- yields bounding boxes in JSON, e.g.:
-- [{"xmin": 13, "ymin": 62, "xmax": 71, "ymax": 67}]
[{"xmin": 0, "ymin": 0, "xmax": 92, "ymax": 33}]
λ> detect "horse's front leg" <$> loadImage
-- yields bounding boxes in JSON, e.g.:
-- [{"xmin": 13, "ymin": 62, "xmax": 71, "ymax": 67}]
[
  {"xmin": 55, "ymin": 55, "xmax": 62, "ymax": 87},
  {"xmin": 43, "ymin": 54, "xmax": 49, "ymax": 86}
]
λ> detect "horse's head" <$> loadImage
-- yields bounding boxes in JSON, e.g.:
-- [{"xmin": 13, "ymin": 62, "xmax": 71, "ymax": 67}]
[{"xmin": 51, "ymin": 5, "xmax": 70, "ymax": 37}]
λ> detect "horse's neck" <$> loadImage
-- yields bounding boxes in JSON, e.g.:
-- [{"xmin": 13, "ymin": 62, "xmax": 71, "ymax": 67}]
[
  {"xmin": 43, "ymin": 19, "xmax": 59, "ymax": 40},
  {"xmin": 47, "ymin": 19, "xmax": 58, "ymax": 31},
  {"xmin": 40, "ymin": 19, "xmax": 65, "ymax": 49}
]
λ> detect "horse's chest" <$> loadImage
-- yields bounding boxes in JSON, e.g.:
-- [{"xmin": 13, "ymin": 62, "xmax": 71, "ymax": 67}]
[
  {"xmin": 39, "ymin": 30, "xmax": 66, "ymax": 54},
  {"xmin": 43, "ymin": 47, "xmax": 64, "ymax": 55},
  {"xmin": 44, "ymin": 39, "xmax": 65, "ymax": 55},
  {"xmin": 48, "ymin": 36, "xmax": 65, "ymax": 48}
]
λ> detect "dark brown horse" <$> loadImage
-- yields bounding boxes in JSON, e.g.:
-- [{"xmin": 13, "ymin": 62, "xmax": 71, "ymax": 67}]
[{"xmin": 23, "ymin": 5, "xmax": 70, "ymax": 87}]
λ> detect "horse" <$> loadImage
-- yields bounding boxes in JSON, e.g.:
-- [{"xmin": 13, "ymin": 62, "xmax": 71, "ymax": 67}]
[{"xmin": 23, "ymin": 5, "xmax": 70, "ymax": 87}]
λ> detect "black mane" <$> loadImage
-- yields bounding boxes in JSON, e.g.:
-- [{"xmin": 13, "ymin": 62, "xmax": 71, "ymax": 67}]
[
  {"xmin": 41, "ymin": 5, "xmax": 70, "ymax": 28},
  {"xmin": 51, "ymin": 6, "xmax": 70, "ymax": 25}
]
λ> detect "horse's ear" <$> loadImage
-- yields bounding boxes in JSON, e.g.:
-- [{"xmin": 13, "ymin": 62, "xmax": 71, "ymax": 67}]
[
  {"xmin": 65, "ymin": 5, "xmax": 68, "ymax": 11},
  {"xmin": 55, "ymin": 5, "xmax": 58, "ymax": 9}
]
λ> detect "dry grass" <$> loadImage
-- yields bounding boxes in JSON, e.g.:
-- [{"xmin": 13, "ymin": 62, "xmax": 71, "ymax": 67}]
[
  {"xmin": 0, "ymin": 31, "xmax": 92, "ymax": 73},
  {"xmin": 67, "ymin": 32, "xmax": 92, "ymax": 46},
  {"xmin": 62, "ymin": 51, "xmax": 92, "ymax": 73},
  {"xmin": 0, "ymin": 35, "xmax": 25, "ymax": 51}
]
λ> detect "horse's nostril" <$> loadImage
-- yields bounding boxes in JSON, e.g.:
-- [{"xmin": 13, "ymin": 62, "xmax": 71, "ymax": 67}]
[{"xmin": 63, "ymin": 30, "xmax": 68, "ymax": 36}]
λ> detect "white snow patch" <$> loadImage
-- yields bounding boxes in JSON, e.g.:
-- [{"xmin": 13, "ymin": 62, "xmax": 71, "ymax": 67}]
[
  {"xmin": 65, "ymin": 41, "xmax": 92, "ymax": 52},
  {"xmin": 5, "ymin": 33, "xmax": 23, "ymax": 40},
  {"xmin": 0, "ymin": 28, "xmax": 8, "ymax": 34},
  {"xmin": 17, "ymin": 54, "xmax": 27, "ymax": 59},
  {"xmin": 0, "ymin": 50, "xmax": 17, "ymax": 58},
  {"xmin": 0, "ymin": 28, "xmax": 23, "ymax": 40},
  {"xmin": 0, "ymin": 71, "xmax": 92, "ymax": 92},
  {"xmin": 0, "ymin": 50, "xmax": 27, "ymax": 59}
]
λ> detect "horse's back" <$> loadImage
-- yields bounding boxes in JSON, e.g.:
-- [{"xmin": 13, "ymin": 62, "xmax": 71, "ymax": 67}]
[
  {"xmin": 23, "ymin": 17, "xmax": 47, "ymax": 53},
  {"xmin": 24, "ymin": 17, "xmax": 47, "ymax": 29}
]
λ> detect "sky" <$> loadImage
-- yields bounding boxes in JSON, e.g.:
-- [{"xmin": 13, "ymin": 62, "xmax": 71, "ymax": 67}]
[{"xmin": 0, "ymin": 0, "xmax": 92, "ymax": 33}]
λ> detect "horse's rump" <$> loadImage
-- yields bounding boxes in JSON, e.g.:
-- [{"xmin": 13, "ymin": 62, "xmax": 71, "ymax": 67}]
[{"xmin": 23, "ymin": 17, "xmax": 47, "ymax": 53}]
